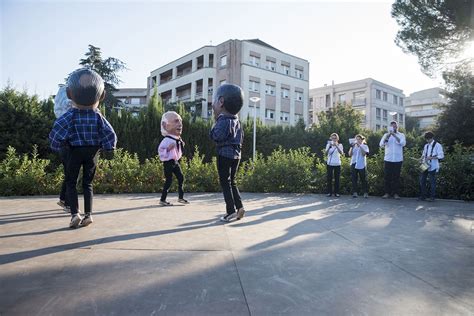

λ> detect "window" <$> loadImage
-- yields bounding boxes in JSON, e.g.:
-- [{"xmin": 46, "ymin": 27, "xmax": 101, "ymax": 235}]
[
  {"xmin": 383, "ymin": 92, "xmax": 388, "ymax": 101},
  {"xmin": 376, "ymin": 108, "xmax": 381, "ymax": 120},
  {"xmin": 295, "ymin": 69, "xmax": 303, "ymax": 79},
  {"xmin": 383, "ymin": 109, "xmax": 388, "ymax": 121},
  {"xmin": 338, "ymin": 94, "xmax": 346, "ymax": 103},
  {"xmin": 353, "ymin": 91, "xmax": 365, "ymax": 100},
  {"xmin": 265, "ymin": 84, "xmax": 275, "ymax": 96},
  {"xmin": 220, "ymin": 80, "xmax": 226, "ymax": 86},
  {"xmin": 280, "ymin": 111, "xmax": 290, "ymax": 122},
  {"xmin": 295, "ymin": 91, "xmax": 303, "ymax": 101},
  {"xmin": 249, "ymin": 80, "xmax": 259, "ymax": 92},
  {"xmin": 220, "ymin": 55, "xmax": 227, "ymax": 67},
  {"xmin": 393, "ymin": 95, "xmax": 398, "ymax": 105},
  {"xmin": 376, "ymin": 89, "xmax": 381, "ymax": 99},
  {"xmin": 281, "ymin": 88, "xmax": 290, "ymax": 99},
  {"xmin": 265, "ymin": 109, "xmax": 275, "ymax": 119},
  {"xmin": 266, "ymin": 60, "xmax": 276, "ymax": 71},
  {"xmin": 376, "ymin": 124, "xmax": 381, "ymax": 131},
  {"xmin": 282, "ymin": 65, "xmax": 290, "ymax": 75},
  {"xmin": 131, "ymin": 98, "xmax": 141, "ymax": 105},
  {"xmin": 400, "ymin": 98, "xmax": 404, "ymax": 106},
  {"xmin": 399, "ymin": 114, "xmax": 404, "ymax": 123},
  {"xmin": 249, "ymin": 55, "xmax": 260, "ymax": 67}
]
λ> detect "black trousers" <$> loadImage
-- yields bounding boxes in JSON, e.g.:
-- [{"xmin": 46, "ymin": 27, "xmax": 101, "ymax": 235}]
[
  {"xmin": 384, "ymin": 161, "xmax": 402, "ymax": 195},
  {"xmin": 66, "ymin": 146, "xmax": 100, "ymax": 215},
  {"xmin": 326, "ymin": 165, "xmax": 341, "ymax": 194},
  {"xmin": 217, "ymin": 155, "xmax": 243, "ymax": 215},
  {"xmin": 160, "ymin": 160, "xmax": 184, "ymax": 201},
  {"xmin": 351, "ymin": 164, "xmax": 367, "ymax": 194}
]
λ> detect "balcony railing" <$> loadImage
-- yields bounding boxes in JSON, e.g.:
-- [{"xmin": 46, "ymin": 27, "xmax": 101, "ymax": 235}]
[{"xmin": 351, "ymin": 98, "xmax": 366, "ymax": 107}]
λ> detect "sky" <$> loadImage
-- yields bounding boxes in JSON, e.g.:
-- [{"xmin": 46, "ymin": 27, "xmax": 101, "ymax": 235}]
[{"xmin": 1, "ymin": 0, "xmax": 444, "ymax": 100}]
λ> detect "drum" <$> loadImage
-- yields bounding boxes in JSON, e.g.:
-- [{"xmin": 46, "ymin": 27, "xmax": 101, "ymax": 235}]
[{"xmin": 418, "ymin": 161, "xmax": 430, "ymax": 172}]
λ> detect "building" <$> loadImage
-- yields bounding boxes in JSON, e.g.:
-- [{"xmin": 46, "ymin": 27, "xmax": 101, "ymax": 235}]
[
  {"xmin": 147, "ymin": 39, "xmax": 309, "ymax": 126},
  {"xmin": 404, "ymin": 87, "xmax": 447, "ymax": 130},
  {"xmin": 113, "ymin": 88, "xmax": 148, "ymax": 111},
  {"xmin": 309, "ymin": 78, "xmax": 406, "ymax": 131}
]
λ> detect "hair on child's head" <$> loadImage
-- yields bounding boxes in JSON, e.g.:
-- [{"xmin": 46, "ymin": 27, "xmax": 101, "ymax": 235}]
[
  {"xmin": 216, "ymin": 84, "xmax": 243, "ymax": 115},
  {"xmin": 67, "ymin": 68, "xmax": 105, "ymax": 107},
  {"xmin": 161, "ymin": 111, "xmax": 181, "ymax": 136},
  {"xmin": 424, "ymin": 131, "xmax": 434, "ymax": 139}
]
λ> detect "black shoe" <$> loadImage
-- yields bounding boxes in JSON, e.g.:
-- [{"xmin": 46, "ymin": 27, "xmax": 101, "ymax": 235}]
[
  {"xmin": 220, "ymin": 212, "xmax": 237, "ymax": 222},
  {"xmin": 334, "ymin": 194, "xmax": 340, "ymax": 198}
]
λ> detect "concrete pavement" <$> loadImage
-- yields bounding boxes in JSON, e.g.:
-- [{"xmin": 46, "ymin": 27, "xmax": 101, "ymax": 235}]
[{"xmin": 0, "ymin": 193, "xmax": 473, "ymax": 315}]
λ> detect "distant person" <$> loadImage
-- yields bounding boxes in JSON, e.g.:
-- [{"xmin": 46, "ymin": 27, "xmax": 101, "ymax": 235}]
[
  {"xmin": 419, "ymin": 131, "xmax": 444, "ymax": 201},
  {"xmin": 210, "ymin": 84, "xmax": 245, "ymax": 222},
  {"xmin": 158, "ymin": 111, "xmax": 189, "ymax": 206},
  {"xmin": 349, "ymin": 134, "xmax": 369, "ymax": 198},
  {"xmin": 49, "ymin": 68, "xmax": 117, "ymax": 228},
  {"xmin": 379, "ymin": 121, "xmax": 406, "ymax": 199},
  {"xmin": 325, "ymin": 133, "xmax": 344, "ymax": 197},
  {"xmin": 53, "ymin": 85, "xmax": 73, "ymax": 212}
]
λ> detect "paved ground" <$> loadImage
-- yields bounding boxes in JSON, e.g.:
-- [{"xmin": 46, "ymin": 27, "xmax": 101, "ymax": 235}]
[{"xmin": 0, "ymin": 193, "xmax": 473, "ymax": 315}]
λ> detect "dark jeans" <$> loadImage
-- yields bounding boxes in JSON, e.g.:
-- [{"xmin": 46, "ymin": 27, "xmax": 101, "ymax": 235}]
[
  {"xmin": 326, "ymin": 165, "xmax": 341, "ymax": 194},
  {"xmin": 420, "ymin": 170, "xmax": 437, "ymax": 199},
  {"xmin": 217, "ymin": 155, "xmax": 243, "ymax": 215},
  {"xmin": 59, "ymin": 147, "xmax": 70, "ymax": 205},
  {"xmin": 384, "ymin": 161, "xmax": 402, "ymax": 195},
  {"xmin": 66, "ymin": 146, "xmax": 100, "ymax": 215},
  {"xmin": 160, "ymin": 160, "xmax": 184, "ymax": 201},
  {"xmin": 351, "ymin": 164, "xmax": 367, "ymax": 194}
]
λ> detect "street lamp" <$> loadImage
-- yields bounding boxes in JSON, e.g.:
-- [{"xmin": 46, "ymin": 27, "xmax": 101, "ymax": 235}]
[
  {"xmin": 249, "ymin": 96, "xmax": 261, "ymax": 161},
  {"xmin": 389, "ymin": 111, "xmax": 398, "ymax": 121}
]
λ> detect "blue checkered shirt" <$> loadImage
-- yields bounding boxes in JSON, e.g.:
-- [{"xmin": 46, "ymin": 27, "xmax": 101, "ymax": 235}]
[
  {"xmin": 209, "ymin": 114, "xmax": 243, "ymax": 159},
  {"xmin": 49, "ymin": 108, "xmax": 117, "ymax": 152}
]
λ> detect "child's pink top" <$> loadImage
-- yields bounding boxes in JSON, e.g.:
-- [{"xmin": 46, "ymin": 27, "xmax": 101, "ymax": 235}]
[{"xmin": 158, "ymin": 136, "xmax": 183, "ymax": 162}]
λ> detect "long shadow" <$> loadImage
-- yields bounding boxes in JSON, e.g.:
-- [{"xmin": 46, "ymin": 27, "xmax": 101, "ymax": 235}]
[
  {"xmin": 0, "ymin": 220, "xmax": 221, "ymax": 265},
  {"xmin": 0, "ymin": 214, "xmax": 68, "ymax": 225},
  {"xmin": 0, "ymin": 227, "xmax": 72, "ymax": 239},
  {"xmin": 0, "ymin": 209, "xmax": 62, "ymax": 217}
]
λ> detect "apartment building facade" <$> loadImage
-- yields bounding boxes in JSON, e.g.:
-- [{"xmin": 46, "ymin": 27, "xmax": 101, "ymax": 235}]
[
  {"xmin": 309, "ymin": 78, "xmax": 406, "ymax": 131},
  {"xmin": 147, "ymin": 39, "xmax": 309, "ymax": 126},
  {"xmin": 404, "ymin": 87, "xmax": 447, "ymax": 130},
  {"xmin": 114, "ymin": 88, "xmax": 148, "ymax": 110}
]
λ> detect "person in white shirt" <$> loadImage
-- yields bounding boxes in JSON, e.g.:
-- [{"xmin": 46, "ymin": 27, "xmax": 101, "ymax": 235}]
[
  {"xmin": 349, "ymin": 134, "xmax": 369, "ymax": 198},
  {"xmin": 325, "ymin": 133, "xmax": 344, "ymax": 197},
  {"xmin": 379, "ymin": 121, "xmax": 406, "ymax": 199},
  {"xmin": 419, "ymin": 131, "xmax": 444, "ymax": 201}
]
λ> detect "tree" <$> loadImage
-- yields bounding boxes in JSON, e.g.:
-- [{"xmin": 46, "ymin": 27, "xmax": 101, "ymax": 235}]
[
  {"xmin": 77, "ymin": 45, "xmax": 127, "ymax": 110},
  {"xmin": 434, "ymin": 64, "xmax": 474, "ymax": 147},
  {"xmin": 391, "ymin": 0, "xmax": 473, "ymax": 77},
  {"xmin": 404, "ymin": 114, "xmax": 421, "ymax": 132}
]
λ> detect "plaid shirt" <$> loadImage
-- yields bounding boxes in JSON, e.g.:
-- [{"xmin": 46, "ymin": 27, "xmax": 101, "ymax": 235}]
[
  {"xmin": 209, "ymin": 114, "xmax": 243, "ymax": 159},
  {"xmin": 49, "ymin": 108, "xmax": 117, "ymax": 152}
]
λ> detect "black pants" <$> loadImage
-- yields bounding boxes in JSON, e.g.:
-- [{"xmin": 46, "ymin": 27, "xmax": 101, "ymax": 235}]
[
  {"xmin": 384, "ymin": 161, "xmax": 402, "ymax": 195},
  {"xmin": 217, "ymin": 155, "xmax": 243, "ymax": 215},
  {"xmin": 59, "ymin": 147, "xmax": 70, "ymax": 205},
  {"xmin": 160, "ymin": 160, "xmax": 184, "ymax": 201},
  {"xmin": 66, "ymin": 146, "xmax": 100, "ymax": 215},
  {"xmin": 326, "ymin": 165, "xmax": 341, "ymax": 194},
  {"xmin": 351, "ymin": 164, "xmax": 367, "ymax": 194}
]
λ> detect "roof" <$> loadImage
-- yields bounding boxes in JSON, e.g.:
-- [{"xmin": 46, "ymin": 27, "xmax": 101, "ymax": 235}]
[{"xmin": 244, "ymin": 39, "xmax": 281, "ymax": 52}]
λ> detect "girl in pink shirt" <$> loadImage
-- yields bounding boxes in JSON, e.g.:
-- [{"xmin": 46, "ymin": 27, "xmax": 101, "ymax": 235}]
[{"xmin": 158, "ymin": 111, "xmax": 189, "ymax": 206}]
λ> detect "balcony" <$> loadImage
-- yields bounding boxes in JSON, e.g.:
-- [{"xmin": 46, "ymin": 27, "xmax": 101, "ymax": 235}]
[{"xmin": 351, "ymin": 98, "xmax": 366, "ymax": 107}]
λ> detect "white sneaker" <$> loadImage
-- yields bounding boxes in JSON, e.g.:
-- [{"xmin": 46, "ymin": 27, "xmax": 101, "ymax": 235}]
[
  {"xmin": 80, "ymin": 214, "xmax": 93, "ymax": 227},
  {"xmin": 69, "ymin": 214, "xmax": 83, "ymax": 228},
  {"xmin": 236, "ymin": 207, "xmax": 245, "ymax": 220},
  {"xmin": 159, "ymin": 200, "xmax": 172, "ymax": 206},
  {"xmin": 220, "ymin": 212, "xmax": 237, "ymax": 222}
]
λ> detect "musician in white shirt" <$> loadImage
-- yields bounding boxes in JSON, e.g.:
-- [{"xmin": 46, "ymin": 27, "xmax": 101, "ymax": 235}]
[
  {"xmin": 419, "ymin": 131, "xmax": 444, "ymax": 201},
  {"xmin": 379, "ymin": 121, "xmax": 406, "ymax": 199},
  {"xmin": 325, "ymin": 133, "xmax": 344, "ymax": 197},
  {"xmin": 349, "ymin": 134, "xmax": 369, "ymax": 198}
]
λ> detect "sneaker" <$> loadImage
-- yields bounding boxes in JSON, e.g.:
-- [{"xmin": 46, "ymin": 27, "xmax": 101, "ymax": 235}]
[
  {"xmin": 63, "ymin": 206, "xmax": 71, "ymax": 213},
  {"xmin": 220, "ymin": 212, "xmax": 237, "ymax": 222},
  {"xmin": 382, "ymin": 193, "xmax": 390, "ymax": 199},
  {"xmin": 159, "ymin": 200, "xmax": 173, "ymax": 206},
  {"xmin": 80, "ymin": 214, "xmax": 93, "ymax": 227},
  {"xmin": 334, "ymin": 193, "xmax": 340, "ymax": 198},
  {"xmin": 363, "ymin": 193, "xmax": 368, "ymax": 199},
  {"xmin": 57, "ymin": 200, "xmax": 66, "ymax": 208},
  {"xmin": 393, "ymin": 194, "xmax": 401, "ymax": 200},
  {"xmin": 69, "ymin": 214, "xmax": 82, "ymax": 229},
  {"xmin": 428, "ymin": 197, "xmax": 435, "ymax": 202},
  {"xmin": 177, "ymin": 198, "xmax": 189, "ymax": 204},
  {"xmin": 326, "ymin": 193, "xmax": 332, "ymax": 197},
  {"xmin": 352, "ymin": 193, "xmax": 358, "ymax": 198},
  {"xmin": 236, "ymin": 207, "xmax": 245, "ymax": 220}
]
